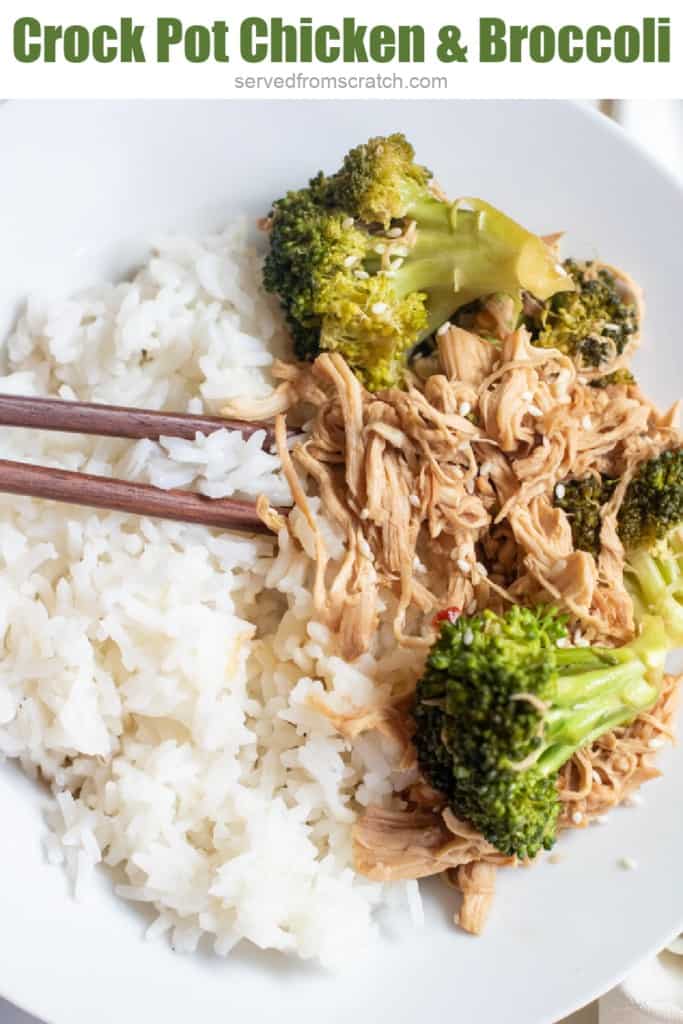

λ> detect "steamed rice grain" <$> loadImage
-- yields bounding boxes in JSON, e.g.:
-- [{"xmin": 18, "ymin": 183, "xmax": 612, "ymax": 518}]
[{"xmin": 0, "ymin": 221, "xmax": 417, "ymax": 966}]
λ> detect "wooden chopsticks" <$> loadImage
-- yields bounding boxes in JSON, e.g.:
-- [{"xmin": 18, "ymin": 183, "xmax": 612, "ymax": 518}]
[
  {"xmin": 0, "ymin": 394, "xmax": 284, "ymax": 534},
  {"xmin": 0, "ymin": 459, "xmax": 274, "ymax": 533},
  {"xmin": 0, "ymin": 394, "xmax": 275, "ymax": 443}
]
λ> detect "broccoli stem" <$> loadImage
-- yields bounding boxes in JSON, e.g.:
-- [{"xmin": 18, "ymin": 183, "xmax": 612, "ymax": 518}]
[
  {"xmin": 388, "ymin": 197, "xmax": 568, "ymax": 340},
  {"xmin": 625, "ymin": 537, "xmax": 683, "ymax": 645},
  {"xmin": 540, "ymin": 667, "xmax": 654, "ymax": 774},
  {"xmin": 534, "ymin": 617, "xmax": 666, "ymax": 775}
]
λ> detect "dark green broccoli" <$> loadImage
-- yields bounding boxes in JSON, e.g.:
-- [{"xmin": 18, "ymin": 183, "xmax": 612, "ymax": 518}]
[
  {"xmin": 619, "ymin": 451, "xmax": 683, "ymax": 644},
  {"xmin": 554, "ymin": 475, "xmax": 617, "ymax": 557},
  {"xmin": 263, "ymin": 133, "xmax": 572, "ymax": 390},
  {"xmin": 263, "ymin": 183, "xmax": 382, "ymax": 364},
  {"xmin": 555, "ymin": 450, "xmax": 683, "ymax": 644},
  {"xmin": 589, "ymin": 368, "xmax": 636, "ymax": 390},
  {"xmin": 413, "ymin": 605, "xmax": 667, "ymax": 860},
  {"xmin": 529, "ymin": 259, "xmax": 638, "ymax": 368},
  {"xmin": 617, "ymin": 449, "xmax": 683, "ymax": 549}
]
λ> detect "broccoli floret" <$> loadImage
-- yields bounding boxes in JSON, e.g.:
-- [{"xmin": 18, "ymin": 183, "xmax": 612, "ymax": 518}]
[
  {"xmin": 618, "ymin": 451, "xmax": 683, "ymax": 644},
  {"xmin": 263, "ymin": 133, "xmax": 572, "ymax": 390},
  {"xmin": 261, "ymin": 183, "xmax": 372, "ymax": 362},
  {"xmin": 530, "ymin": 259, "xmax": 638, "ymax": 368},
  {"xmin": 556, "ymin": 450, "xmax": 683, "ymax": 555},
  {"xmin": 555, "ymin": 451, "xmax": 683, "ymax": 644},
  {"xmin": 413, "ymin": 606, "xmax": 667, "ymax": 859},
  {"xmin": 617, "ymin": 449, "xmax": 683, "ymax": 548},
  {"xmin": 589, "ymin": 368, "xmax": 636, "ymax": 390},
  {"xmin": 555, "ymin": 475, "xmax": 617, "ymax": 557},
  {"xmin": 323, "ymin": 133, "xmax": 432, "ymax": 228}
]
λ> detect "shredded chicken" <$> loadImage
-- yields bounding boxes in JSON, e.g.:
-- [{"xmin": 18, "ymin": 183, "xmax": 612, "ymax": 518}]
[
  {"xmin": 222, "ymin": 359, "xmax": 327, "ymax": 422},
  {"xmin": 453, "ymin": 861, "xmax": 498, "ymax": 936},
  {"xmin": 256, "ymin": 327, "xmax": 677, "ymax": 653},
  {"xmin": 241, "ymin": 269, "xmax": 680, "ymax": 937},
  {"xmin": 259, "ymin": 349, "xmax": 495, "ymax": 650},
  {"xmin": 558, "ymin": 673, "xmax": 680, "ymax": 821},
  {"xmin": 352, "ymin": 806, "xmax": 513, "ymax": 882},
  {"xmin": 309, "ymin": 693, "xmax": 416, "ymax": 769},
  {"xmin": 347, "ymin": 673, "xmax": 678, "ymax": 933},
  {"xmin": 439, "ymin": 326, "xmax": 497, "ymax": 386}
]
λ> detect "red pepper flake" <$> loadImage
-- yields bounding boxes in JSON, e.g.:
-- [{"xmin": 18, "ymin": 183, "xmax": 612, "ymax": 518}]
[{"xmin": 432, "ymin": 606, "xmax": 461, "ymax": 627}]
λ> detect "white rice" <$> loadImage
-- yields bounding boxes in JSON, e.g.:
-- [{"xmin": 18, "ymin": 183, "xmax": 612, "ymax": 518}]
[{"xmin": 0, "ymin": 220, "xmax": 421, "ymax": 966}]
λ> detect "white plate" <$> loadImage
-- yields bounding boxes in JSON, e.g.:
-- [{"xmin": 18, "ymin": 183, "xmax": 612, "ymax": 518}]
[{"xmin": 0, "ymin": 100, "xmax": 682, "ymax": 1024}]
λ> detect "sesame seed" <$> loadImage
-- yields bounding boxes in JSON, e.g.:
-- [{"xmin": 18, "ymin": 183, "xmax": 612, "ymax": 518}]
[
  {"xmin": 409, "ymin": 494, "xmax": 420, "ymax": 508},
  {"xmin": 572, "ymin": 811, "xmax": 584, "ymax": 825},
  {"xmin": 475, "ymin": 562, "xmax": 489, "ymax": 577},
  {"xmin": 457, "ymin": 558, "xmax": 471, "ymax": 574},
  {"xmin": 555, "ymin": 483, "xmax": 566, "ymax": 500},
  {"xmin": 593, "ymin": 815, "xmax": 609, "ymax": 825},
  {"xmin": 359, "ymin": 538, "xmax": 373, "ymax": 559},
  {"xmin": 459, "ymin": 401, "xmax": 472, "ymax": 416},
  {"xmin": 479, "ymin": 461, "xmax": 493, "ymax": 477},
  {"xmin": 359, "ymin": 508, "xmax": 369, "ymax": 521},
  {"xmin": 528, "ymin": 404, "xmax": 543, "ymax": 418},
  {"xmin": 603, "ymin": 323, "xmax": 619, "ymax": 332},
  {"xmin": 592, "ymin": 770, "xmax": 602, "ymax": 784},
  {"xmin": 371, "ymin": 302, "xmax": 389, "ymax": 315},
  {"xmin": 624, "ymin": 793, "xmax": 643, "ymax": 808},
  {"xmin": 556, "ymin": 637, "xmax": 570, "ymax": 649},
  {"xmin": 463, "ymin": 629, "xmax": 474, "ymax": 646},
  {"xmin": 343, "ymin": 254, "xmax": 358, "ymax": 267},
  {"xmin": 436, "ymin": 322, "xmax": 451, "ymax": 337},
  {"xmin": 619, "ymin": 856, "xmax": 638, "ymax": 871},
  {"xmin": 391, "ymin": 257, "xmax": 404, "ymax": 270},
  {"xmin": 374, "ymin": 243, "xmax": 386, "ymax": 255},
  {"xmin": 382, "ymin": 270, "xmax": 396, "ymax": 278},
  {"xmin": 648, "ymin": 737, "xmax": 666, "ymax": 749},
  {"xmin": 576, "ymin": 636, "xmax": 589, "ymax": 647},
  {"xmin": 354, "ymin": 269, "xmax": 369, "ymax": 280},
  {"xmin": 582, "ymin": 415, "xmax": 593, "ymax": 430},
  {"xmin": 393, "ymin": 246, "xmax": 409, "ymax": 258},
  {"xmin": 521, "ymin": 390, "xmax": 533, "ymax": 401},
  {"xmin": 467, "ymin": 600, "xmax": 478, "ymax": 615},
  {"xmin": 342, "ymin": 217, "xmax": 355, "ymax": 229},
  {"xmin": 465, "ymin": 480, "xmax": 475, "ymax": 495},
  {"xmin": 386, "ymin": 226, "xmax": 403, "ymax": 238}
]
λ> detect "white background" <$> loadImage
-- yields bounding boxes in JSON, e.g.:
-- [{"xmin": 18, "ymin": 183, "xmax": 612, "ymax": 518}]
[{"xmin": 0, "ymin": 0, "xmax": 680, "ymax": 98}]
